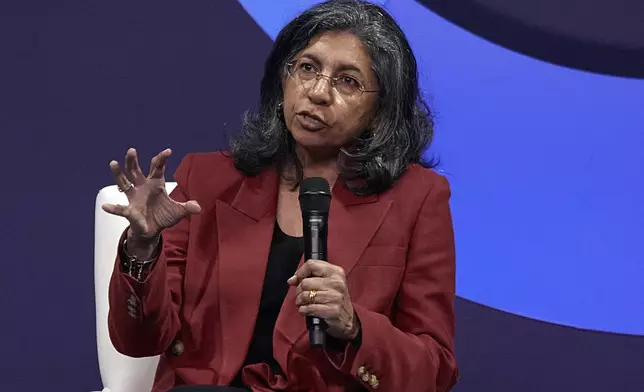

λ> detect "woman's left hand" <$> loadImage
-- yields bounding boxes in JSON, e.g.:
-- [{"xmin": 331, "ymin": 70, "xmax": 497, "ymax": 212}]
[{"xmin": 287, "ymin": 259, "xmax": 360, "ymax": 341}]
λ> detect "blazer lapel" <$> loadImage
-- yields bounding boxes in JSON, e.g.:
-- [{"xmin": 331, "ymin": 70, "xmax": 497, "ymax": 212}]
[
  {"xmin": 216, "ymin": 170, "xmax": 278, "ymax": 383},
  {"xmin": 327, "ymin": 183, "xmax": 393, "ymax": 278},
  {"xmin": 274, "ymin": 182, "xmax": 392, "ymax": 365}
]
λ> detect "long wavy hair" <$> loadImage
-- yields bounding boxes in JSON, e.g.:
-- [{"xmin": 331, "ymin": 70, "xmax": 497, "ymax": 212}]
[{"xmin": 228, "ymin": 0, "xmax": 436, "ymax": 196}]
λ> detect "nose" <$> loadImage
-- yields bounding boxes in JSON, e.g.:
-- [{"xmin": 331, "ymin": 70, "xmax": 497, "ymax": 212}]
[{"xmin": 306, "ymin": 76, "xmax": 333, "ymax": 106}]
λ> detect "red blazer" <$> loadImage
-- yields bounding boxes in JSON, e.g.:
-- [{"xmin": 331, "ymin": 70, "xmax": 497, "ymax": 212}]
[{"xmin": 108, "ymin": 152, "xmax": 458, "ymax": 392}]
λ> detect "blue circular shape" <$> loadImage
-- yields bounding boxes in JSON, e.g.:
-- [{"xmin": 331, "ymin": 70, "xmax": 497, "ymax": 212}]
[{"xmin": 238, "ymin": 0, "xmax": 644, "ymax": 336}]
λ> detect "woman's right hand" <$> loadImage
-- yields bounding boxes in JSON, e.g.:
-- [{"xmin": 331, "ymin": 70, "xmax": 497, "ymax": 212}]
[{"xmin": 102, "ymin": 148, "xmax": 201, "ymax": 256}]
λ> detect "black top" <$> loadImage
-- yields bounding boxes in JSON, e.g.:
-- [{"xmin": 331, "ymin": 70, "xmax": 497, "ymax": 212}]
[{"xmin": 230, "ymin": 221, "xmax": 304, "ymax": 387}]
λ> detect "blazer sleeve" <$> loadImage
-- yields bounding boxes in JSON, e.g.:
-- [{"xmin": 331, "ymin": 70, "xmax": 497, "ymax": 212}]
[
  {"xmin": 107, "ymin": 154, "xmax": 195, "ymax": 357},
  {"xmin": 327, "ymin": 175, "xmax": 458, "ymax": 391}
]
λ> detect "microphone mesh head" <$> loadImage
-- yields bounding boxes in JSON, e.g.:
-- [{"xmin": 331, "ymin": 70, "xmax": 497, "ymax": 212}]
[{"xmin": 299, "ymin": 177, "xmax": 331, "ymax": 213}]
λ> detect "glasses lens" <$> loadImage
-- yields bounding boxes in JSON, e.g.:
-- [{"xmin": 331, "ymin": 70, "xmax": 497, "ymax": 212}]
[
  {"xmin": 334, "ymin": 77, "xmax": 361, "ymax": 96},
  {"xmin": 295, "ymin": 61, "xmax": 317, "ymax": 81}
]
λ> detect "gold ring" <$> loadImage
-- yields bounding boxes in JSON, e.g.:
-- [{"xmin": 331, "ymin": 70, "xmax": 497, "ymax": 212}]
[
  {"xmin": 118, "ymin": 183, "xmax": 134, "ymax": 193},
  {"xmin": 309, "ymin": 289, "xmax": 317, "ymax": 304}
]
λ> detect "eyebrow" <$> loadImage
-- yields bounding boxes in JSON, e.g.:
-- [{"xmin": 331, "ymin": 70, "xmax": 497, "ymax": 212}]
[{"xmin": 300, "ymin": 53, "xmax": 365, "ymax": 76}]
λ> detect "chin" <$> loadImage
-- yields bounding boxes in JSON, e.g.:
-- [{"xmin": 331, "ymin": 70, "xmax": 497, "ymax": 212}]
[
  {"xmin": 290, "ymin": 126, "xmax": 325, "ymax": 144},
  {"xmin": 289, "ymin": 128, "xmax": 340, "ymax": 155}
]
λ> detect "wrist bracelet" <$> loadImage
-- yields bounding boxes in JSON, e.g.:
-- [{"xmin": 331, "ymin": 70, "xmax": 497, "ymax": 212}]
[{"xmin": 122, "ymin": 237, "xmax": 161, "ymax": 281}]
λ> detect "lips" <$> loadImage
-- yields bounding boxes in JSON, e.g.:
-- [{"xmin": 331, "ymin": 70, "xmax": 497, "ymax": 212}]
[{"xmin": 296, "ymin": 112, "xmax": 327, "ymax": 131}]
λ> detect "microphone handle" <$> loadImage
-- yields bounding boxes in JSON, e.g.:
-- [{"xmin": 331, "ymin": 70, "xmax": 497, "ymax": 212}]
[{"xmin": 304, "ymin": 211, "xmax": 328, "ymax": 348}]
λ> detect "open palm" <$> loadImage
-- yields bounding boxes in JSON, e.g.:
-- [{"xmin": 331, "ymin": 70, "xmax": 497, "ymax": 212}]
[{"xmin": 102, "ymin": 148, "xmax": 201, "ymax": 240}]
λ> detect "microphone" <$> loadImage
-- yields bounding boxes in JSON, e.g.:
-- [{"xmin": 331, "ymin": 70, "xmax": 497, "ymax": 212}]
[{"xmin": 299, "ymin": 177, "xmax": 332, "ymax": 348}]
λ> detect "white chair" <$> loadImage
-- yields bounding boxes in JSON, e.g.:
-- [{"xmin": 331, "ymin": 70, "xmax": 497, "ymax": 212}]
[{"xmin": 93, "ymin": 182, "xmax": 177, "ymax": 392}]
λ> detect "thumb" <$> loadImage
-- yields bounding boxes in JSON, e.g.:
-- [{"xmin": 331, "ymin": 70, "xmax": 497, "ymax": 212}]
[
  {"xmin": 287, "ymin": 275, "xmax": 299, "ymax": 285},
  {"xmin": 102, "ymin": 203, "xmax": 130, "ymax": 218},
  {"xmin": 182, "ymin": 200, "xmax": 201, "ymax": 215}
]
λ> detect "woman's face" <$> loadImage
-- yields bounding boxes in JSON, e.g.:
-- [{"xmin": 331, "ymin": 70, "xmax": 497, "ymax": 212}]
[{"xmin": 282, "ymin": 31, "xmax": 379, "ymax": 158}]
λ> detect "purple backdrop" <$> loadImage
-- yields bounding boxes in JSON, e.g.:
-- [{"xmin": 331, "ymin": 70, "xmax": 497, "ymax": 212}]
[{"xmin": 1, "ymin": 1, "xmax": 269, "ymax": 390}]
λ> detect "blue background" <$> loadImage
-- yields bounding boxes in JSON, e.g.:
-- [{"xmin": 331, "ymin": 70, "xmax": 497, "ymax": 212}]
[{"xmin": 239, "ymin": 0, "xmax": 644, "ymax": 336}]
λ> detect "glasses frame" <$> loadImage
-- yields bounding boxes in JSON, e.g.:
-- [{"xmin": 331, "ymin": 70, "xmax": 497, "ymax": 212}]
[{"xmin": 285, "ymin": 60, "xmax": 379, "ymax": 98}]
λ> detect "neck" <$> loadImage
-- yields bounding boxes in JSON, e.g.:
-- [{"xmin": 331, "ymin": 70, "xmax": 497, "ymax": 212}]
[
  {"xmin": 302, "ymin": 164, "xmax": 338, "ymax": 188},
  {"xmin": 286, "ymin": 145, "xmax": 340, "ymax": 189}
]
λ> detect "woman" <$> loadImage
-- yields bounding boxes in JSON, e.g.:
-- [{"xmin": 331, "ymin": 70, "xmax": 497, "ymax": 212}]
[{"xmin": 103, "ymin": 1, "xmax": 458, "ymax": 391}]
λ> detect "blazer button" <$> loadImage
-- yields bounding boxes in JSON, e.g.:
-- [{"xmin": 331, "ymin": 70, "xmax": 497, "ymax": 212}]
[
  {"xmin": 361, "ymin": 372, "xmax": 370, "ymax": 383},
  {"xmin": 170, "ymin": 340, "xmax": 184, "ymax": 356},
  {"xmin": 370, "ymin": 374, "xmax": 379, "ymax": 389},
  {"xmin": 358, "ymin": 366, "xmax": 366, "ymax": 376}
]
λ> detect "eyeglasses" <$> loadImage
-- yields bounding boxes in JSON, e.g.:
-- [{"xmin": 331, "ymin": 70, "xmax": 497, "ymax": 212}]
[{"xmin": 286, "ymin": 59, "xmax": 379, "ymax": 98}]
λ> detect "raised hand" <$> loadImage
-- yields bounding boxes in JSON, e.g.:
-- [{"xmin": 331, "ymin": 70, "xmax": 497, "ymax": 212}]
[{"xmin": 102, "ymin": 148, "xmax": 201, "ymax": 255}]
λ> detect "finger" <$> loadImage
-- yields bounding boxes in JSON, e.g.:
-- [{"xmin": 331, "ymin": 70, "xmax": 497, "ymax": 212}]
[
  {"xmin": 295, "ymin": 289, "xmax": 339, "ymax": 306},
  {"xmin": 298, "ymin": 304, "xmax": 337, "ymax": 319},
  {"xmin": 102, "ymin": 203, "xmax": 130, "ymax": 218},
  {"xmin": 288, "ymin": 259, "xmax": 333, "ymax": 285},
  {"xmin": 148, "ymin": 148, "xmax": 172, "ymax": 179},
  {"xmin": 180, "ymin": 200, "xmax": 202, "ymax": 216},
  {"xmin": 109, "ymin": 161, "xmax": 135, "ymax": 196},
  {"xmin": 296, "ymin": 277, "xmax": 326, "ymax": 293},
  {"xmin": 124, "ymin": 148, "xmax": 146, "ymax": 185}
]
